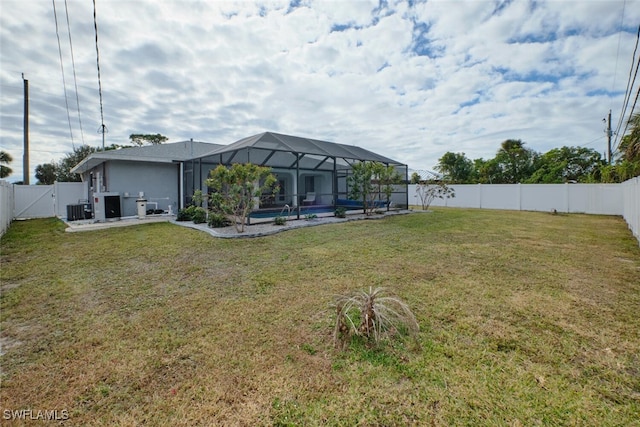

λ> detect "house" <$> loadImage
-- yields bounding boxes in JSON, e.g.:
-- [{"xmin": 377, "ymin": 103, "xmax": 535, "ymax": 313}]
[
  {"xmin": 72, "ymin": 132, "xmax": 408, "ymax": 220},
  {"xmin": 185, "ymin": 132, "xmax": 409, "ymax": 212},
  {"xmin": 71, "ymin": 140, "xmax": 221, "ymax": 218}
]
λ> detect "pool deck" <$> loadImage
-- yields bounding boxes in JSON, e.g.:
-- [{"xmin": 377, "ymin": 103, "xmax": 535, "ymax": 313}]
[{"xmin": 64, "ymin": 210, "xmax": 413, "ymax": 238}]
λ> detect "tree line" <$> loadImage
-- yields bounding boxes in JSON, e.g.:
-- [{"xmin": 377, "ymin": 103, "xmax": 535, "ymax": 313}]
[
  {"xmin": 34, "ymin": 134, "xmax": 168, "ymax": 185},
  {"xmin": 426, "ymin": 113, "xmax": 640, "ymax": 185}
]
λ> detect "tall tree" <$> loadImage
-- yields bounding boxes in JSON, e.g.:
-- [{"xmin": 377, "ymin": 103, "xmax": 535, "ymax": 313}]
[
  {"xmin": 494, "ymin": 139, "xmax": 539, "ymax": 183},
  {"xmin": 435, "ymin": 152, "xmax": 475, "ymax": 183},
  {"xmin": 0, "ymin": 150, "xmax": 13, "ymax": 178},
  {"xmin": 474, "ymin": 158, "xmax": 502, "ymax": 184},
  {"xmin": 527, "ymin": 146, "xmax": 603, "ymax": 183},
  {"xmin": 619, "ymin": 113, "xmax": 640, "ymax": 163},
  {"xmin": 35, "ymin": 163, "xmax": 57, "ymax": 185},
  {"xmin": 129, "ymin": 133, "xmax": 168, "ymax": 146},
  {"xmin": 54, "ymin": 145, "xmax": 96, "ymax": 182}
]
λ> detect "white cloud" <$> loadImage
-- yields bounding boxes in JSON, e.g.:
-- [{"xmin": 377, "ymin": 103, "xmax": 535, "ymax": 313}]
[{"xmin": 1, "ymin": 0, "xmax": 639, "ymax": 183}]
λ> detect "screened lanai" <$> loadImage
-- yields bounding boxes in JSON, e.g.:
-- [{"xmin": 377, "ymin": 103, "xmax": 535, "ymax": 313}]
[{"xmin": 180, "ymin": 132, "xmax": 408, "ymax": 219}]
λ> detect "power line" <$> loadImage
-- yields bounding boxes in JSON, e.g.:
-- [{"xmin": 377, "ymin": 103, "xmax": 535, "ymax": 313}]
[
  {"xmin": 52, "ymin": 0, "xmax": 75, "ymax": 149},
  {"xmin": 93, "ymin": 0, "xmax": 107, "ymax": 149},
  {"xmin": 64, "ymin": 0, "xmax": 85, "ymax": 145},
  {"xmin": 619, "ymin": 81, "xmax": 640, "ymax": 143},
  {"xmin": 613, "ymin": 24, "xmax": 640, "ymax": 149},
  {"xmin": 610, "ymin": 0, "xmax": 627, "ymax": 107},
  {"xmin": 579, "ymin": 135, "xmax": 605, "ymax": 147}
]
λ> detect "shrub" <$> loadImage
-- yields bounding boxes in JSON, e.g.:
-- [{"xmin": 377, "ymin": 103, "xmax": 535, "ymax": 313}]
[
  {"xmin": 208, "ymin": 212, "xmax": 230, "ymax": 228},
  {"xmin": 415, "ymin": 180, "xmax": 455, "ymax": 210},
  {"xmin": 335, "ymin": 207, "xmax": 346, "ymax": 218},
  {"xmin": 176, "ymin": 205, "xmax": 197, "ymax": 221},
  {"xmin": 274, "ymin": 216, "xmax": 287, "ymax": 226},
  {"xmin": 192, "ymin": 207, "xmax": 207, "ymax": 224},
  {"xmin": 334, "ymin": 287, "xmax": 419, "ymax": 349}
]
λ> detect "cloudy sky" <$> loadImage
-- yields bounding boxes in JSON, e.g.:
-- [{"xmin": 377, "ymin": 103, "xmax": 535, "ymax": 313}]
[{"xmin": 1, "ymin": 0, "xmax": 639, "ymax": 183}]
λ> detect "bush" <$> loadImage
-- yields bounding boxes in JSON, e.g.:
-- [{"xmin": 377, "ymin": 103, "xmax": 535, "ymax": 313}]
[
  {"xmin": 274, "ymin": 216, "xmax": 287, "ymax": 226},
  {"xmin": 208, "ymin": 212, "xmax": 230, "ymax": 228},
  {"xmin": 335, "ymin": 207, "xmax": 346, "ymax": 218},
  {"xmin": 192, "ymin": 207, "xmax": 207, "ymax": 224},
  {"xmin": 176, "ymin": 205, "xmax": 197, "ymax": 221}
]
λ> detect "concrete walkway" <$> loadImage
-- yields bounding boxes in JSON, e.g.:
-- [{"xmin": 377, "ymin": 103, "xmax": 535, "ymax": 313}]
[{"xmin": 64, "ymin": 210, "xmax": 413, "ymax": 238}]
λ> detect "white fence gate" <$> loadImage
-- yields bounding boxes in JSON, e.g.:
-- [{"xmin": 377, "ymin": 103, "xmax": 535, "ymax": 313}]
[
  {"xmin": 13, "ymin": 185, "xmax": 55, "ymax": 219},
  {"xmin": 10, "ymin": 182, "xmax": 88, "ymax": 220}
]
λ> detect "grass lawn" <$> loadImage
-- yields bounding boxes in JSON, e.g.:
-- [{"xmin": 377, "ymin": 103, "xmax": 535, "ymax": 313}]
[{"xmin": 1, "ymin": 208, "xmax": 639, "ymax": 426}]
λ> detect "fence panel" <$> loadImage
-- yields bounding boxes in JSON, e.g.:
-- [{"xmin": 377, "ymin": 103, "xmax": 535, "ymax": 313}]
[
  {"xmin": 622, "ymin": 177, "xmax": 639, "ymax": 244},
  {"xmin": 520, "ymin": 185, "xmax": 567, "ymax": 212},
  {"xmin": 13, "ymin": 185, "xmax": 55, "ymax": 219},
  {"xmin": 54, "ymin": 182, "xmax": 88, "ymax": 218},
  {"xmin": 0, "ymin": 180, "xmax": 13, "ymax": 237}
]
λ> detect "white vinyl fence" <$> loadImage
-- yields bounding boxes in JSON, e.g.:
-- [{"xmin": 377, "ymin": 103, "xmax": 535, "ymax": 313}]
[
  {"xmin": 12, "ymin": 182, "xmax": 87, "ymax": 219},
  {"xmin": 621, "ymin": 177, "xmax": 640, "ymax": 244},
  {"xmin": 412, "ymin": 183, "xmax": 623, "ymax": 214},
  {"xmin": 52, "ymin": 182, "xmax": 89, "ymax": 218},
  {"xmin": 0, "ymin": 180, "xmax": 13, "ymax": 237},
  {"xmin": 13, "ymin": 185, "xmax": 55, "ymax": 219},
  {"xmin": 410, "ymin": 181, "xmax": 639, "ymax": 245},
  {"xmin": 1, "ymin": 180, "xmax": 639, "ymax": 245}
]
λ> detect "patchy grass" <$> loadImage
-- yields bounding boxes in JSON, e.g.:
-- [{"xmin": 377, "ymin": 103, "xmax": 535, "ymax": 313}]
[{"xmin": 1, "ymin": 209, "xmax": 639, "ymax": 426}]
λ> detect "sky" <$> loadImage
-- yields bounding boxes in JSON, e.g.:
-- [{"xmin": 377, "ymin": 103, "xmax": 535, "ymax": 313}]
[{"xmin": 1, "ymin": 0, "xmax": 639, "ymax": 183}]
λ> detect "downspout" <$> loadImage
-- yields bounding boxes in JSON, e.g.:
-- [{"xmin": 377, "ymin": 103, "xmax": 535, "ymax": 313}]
[
  {"xmin": 404, "ymin": 165, "xmax": 408, "ymax": 209},
  {"xmin": 102, "ymin": 163, "xmax": 107, "ymax": 192},
  {"xmin": 179, "ymin": 162, "xmax": 184, "ymax": 210},
  {"xmin": 296, "ymin": 152, "xmax": 300, "ymax": 220}
]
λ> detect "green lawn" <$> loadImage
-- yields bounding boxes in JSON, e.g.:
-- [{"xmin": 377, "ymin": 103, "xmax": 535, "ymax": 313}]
[{"xmin": 1, "ymin": 209, "xmax": 639, "ymax": 426}]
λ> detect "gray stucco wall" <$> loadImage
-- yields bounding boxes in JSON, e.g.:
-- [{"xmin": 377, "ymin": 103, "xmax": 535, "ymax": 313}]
[{"xmin": 89, "ymin": 161, "xmax": 179, "ymax": 217}]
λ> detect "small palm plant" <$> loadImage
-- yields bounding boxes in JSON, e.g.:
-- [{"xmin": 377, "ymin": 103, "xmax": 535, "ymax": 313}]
[{"xmin": 334, "ymin": 287, "xmax": 419, "ymax": 349}]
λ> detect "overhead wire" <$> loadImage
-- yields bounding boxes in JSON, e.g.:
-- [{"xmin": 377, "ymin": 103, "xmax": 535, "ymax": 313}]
[
  {"xmin": 64, "ymin": 0, "xmax": 85, "ymax": 145},
  {"xmin": 609, "ymin": 0, "xmax": 627, "ymax": 107},
  {"xmin": 52, "ymin": 0, "xmax": 75, "ymax": 149},
  {"xmin": 579, "ymin": 135, "xmax": 605, "ymax": 147},
  {"xmin": 613, "ymin": 23, "xmax": 640, "ymax": 150},
  {"xmin": 619, "ymin": 78, "xmax": 640, "ymax": 142}
]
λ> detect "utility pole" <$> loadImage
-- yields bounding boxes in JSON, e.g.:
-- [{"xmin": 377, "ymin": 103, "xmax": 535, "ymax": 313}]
[
  {"xmin": 22, "ymin": 73, "xmax": 29, "ymax": 185},
  {"xmin": 606, "ymin": 109, "xmax": 612, "ymax": 165}
]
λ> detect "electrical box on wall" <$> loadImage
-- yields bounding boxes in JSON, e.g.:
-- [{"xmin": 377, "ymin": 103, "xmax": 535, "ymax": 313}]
[{"xmin": 93, "ymin": 192, "xmax": 121, "ymax": 222}]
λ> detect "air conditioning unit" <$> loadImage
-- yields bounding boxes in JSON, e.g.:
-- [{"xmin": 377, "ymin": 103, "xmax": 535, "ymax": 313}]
[{"xmin": 93, "ymin": 192, "xmax": 121, "ymax": 222}]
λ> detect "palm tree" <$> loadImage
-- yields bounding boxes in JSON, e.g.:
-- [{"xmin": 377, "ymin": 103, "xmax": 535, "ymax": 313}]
[
  {"xmin": 0, "ymin": 150, "xmax": 13, "ymax": 178},
  {"xmin": 619, "ymin": 113, "xmax": 640, "ymax": 162},
  {"xmin": 496, "ymin": 139, "xmax": 537, "ymax": 183}
]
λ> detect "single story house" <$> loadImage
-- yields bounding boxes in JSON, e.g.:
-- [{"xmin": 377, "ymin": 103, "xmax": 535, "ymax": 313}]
[
  {"xmin": 71, "ymin": 132, "xmax": 408, "ymax": 219},
  {"xmin": 71, "ymin": 139, "xmax": 221, "ymax": 218}
]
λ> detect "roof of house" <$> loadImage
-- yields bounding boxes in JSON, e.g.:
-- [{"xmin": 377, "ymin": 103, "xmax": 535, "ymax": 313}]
[
  {"xmin": 71, "ymin": 140, "xmax": 223, "ymax": 174},
  {"xmin": 196, "ymin": 131, "xmax": 405, "ymax": 166}
]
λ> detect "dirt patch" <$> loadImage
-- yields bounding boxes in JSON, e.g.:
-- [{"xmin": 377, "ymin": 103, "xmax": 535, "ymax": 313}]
[{"xmin": 0, "ymin": 336, "xmax": 22, "ymax": 356}]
